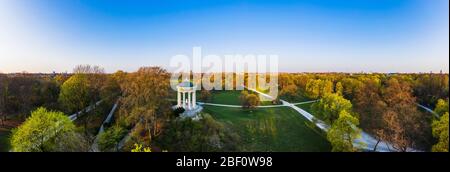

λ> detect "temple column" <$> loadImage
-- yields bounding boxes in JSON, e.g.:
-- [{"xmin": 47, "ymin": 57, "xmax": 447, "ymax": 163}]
[
  {"xmin": 182, "ymin": 92, "xmax": 186, "ymax": 108},
  {"xmin": 193, "ymin": 91, "xmax": 196, "ymax": 108},
  {"xmin": 188, "ymin": 92, "xmax": 191, "ymax": 110},
  {"xmin": 177, "ymin": 90, "xmax": 181, "ymax": 107}
]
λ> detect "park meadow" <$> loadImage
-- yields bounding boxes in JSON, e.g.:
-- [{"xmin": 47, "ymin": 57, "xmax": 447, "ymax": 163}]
[{"xmin": 0, "ymin": 65, "xmax": 448, "ymax": 152}]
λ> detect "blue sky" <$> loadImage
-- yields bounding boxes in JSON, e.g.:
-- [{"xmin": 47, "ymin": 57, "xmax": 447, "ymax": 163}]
[{"xmin": 0, "ymin": 0, "xmax": 448, "ymax": 73}]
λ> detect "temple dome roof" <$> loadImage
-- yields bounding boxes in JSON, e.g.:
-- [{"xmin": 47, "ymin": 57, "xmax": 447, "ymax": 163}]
[{"xmin": 178, "ymin": 80, "xmax": 194, "ymax": 87}]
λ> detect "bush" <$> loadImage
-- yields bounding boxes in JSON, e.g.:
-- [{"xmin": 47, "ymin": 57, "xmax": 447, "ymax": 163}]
[
  {"xmin": 155, "ymin": 113, "xmax": 240, "ymax": 152},
  {"xmin": 98, "ymin": 125, "xmax": 127, "ymax": 152},
  {"xmin": 173, "ymin": 107, "xmax": 185, "ymax": 116}
]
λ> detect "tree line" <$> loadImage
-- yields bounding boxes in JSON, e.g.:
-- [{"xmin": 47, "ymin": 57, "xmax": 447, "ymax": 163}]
[
  {"xmin": 2, "ymin": 69, "xmax": 448, "ymax": 152},
  {"xmin": 278, "ymin": 72, "xmax": 448, "ymax": 152}
]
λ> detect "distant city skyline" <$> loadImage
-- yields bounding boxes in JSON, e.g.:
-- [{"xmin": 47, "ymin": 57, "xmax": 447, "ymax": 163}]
[{"xmin": 0, "ymin": 0, "xmax": 448, "ymax": 73}]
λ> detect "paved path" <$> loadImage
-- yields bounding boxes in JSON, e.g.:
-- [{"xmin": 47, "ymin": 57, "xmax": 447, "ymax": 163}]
[
  {"xmin": 117, "ymin": 119, "xmax": 144, "ymax": 151},
  {"xmin": 198, "ymin": 87, "xmax": 428, "ymax": 152},
  {"xmin": 417, "ymin": 103, "xmax": 439, "ymax": 118},
  {"xmin": 291, "ymin": 100, "xmax": 319, "ymax": 105},
  {"xmin": 90, "ymin": 102, "xmax": 119, "ymax": 152},
  {"xmin": 68, "ymin": 100, "xmax": 104, "ymax": 121},
  {"xmin": 243, "ymin": 86, "xmax": 409, "ymax": 152},
  {"xmin": 197, "ymin": 102, "xmax": 287, "ymax": 108}
]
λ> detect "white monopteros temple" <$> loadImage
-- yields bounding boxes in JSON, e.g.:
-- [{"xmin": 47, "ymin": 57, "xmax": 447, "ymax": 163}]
[
  {"xmin": 175, "ymin": 79, "xmax": 202, "ymax": 118},
  {"xmin": 177, "ymin": 80, "xmax": 196, "ymax": 109}
]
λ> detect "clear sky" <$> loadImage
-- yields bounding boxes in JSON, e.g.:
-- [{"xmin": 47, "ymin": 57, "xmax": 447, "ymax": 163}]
[{"xmin": 0, "ymin": 0, "xmax": 448, "ymax": 73}]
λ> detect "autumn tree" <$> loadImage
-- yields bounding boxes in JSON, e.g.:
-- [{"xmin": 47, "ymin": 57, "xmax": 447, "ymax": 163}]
[
  {"xmin": 240, "ymin": 90, "xmax": 260, "ymax": 109},
  {"xmin": 378, "ymin": 78, "xmax": 427, "ymax": 151},
  {"xmin": 119, "ymin": 67, "xmax": 171, "ymax": 146},
  {"xmin": 340, "ymin": 78, "xmax": 364, "ymax": 101},
  {"xmin": 353, "ymin": 79, "xmax": 387, "ymax": 151},
  {"xmin": 246, "ymin": 94, "xmax": 260, "ymax": 109},
  {"xmin": 305, "ymin": 79, "xmax": 321, "ymax": 99},
  {"xmin": 305, "ymin": 79, "xmax": 333, "ymax": 99},
  {"xmin": 0, "ymin": 75, "xmax": 60, "ymax": 120},
  {"xmin": 111, "ymin": 70, "xmax": 128, "ymax": 92},
  {"xmin": 414, "ymin": 73, "xmax": 449, "ymax": 107},
  {"xmin": 278, "ymin": 74, "xmax": 295, "ymax": 90},
  {"xmin": 292, "ymin": 74, "xmax": 312, "ymax": 94},
  {"xmin": 280, "ymin": 84, "xmax": 298, "ymax": 100},
  {"xmin": 54, "ymin": 74, "xmax": 70, "ymax": 85},
  {"xmin": 73, "ymin": 65, "xmax": 107, "ymax": 101}
]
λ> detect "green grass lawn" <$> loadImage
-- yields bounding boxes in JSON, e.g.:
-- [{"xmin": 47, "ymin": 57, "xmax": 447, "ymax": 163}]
[
  {"xmin": 295, "ymin": 102, "xmax": 315, "ymax": 114},
  {"xmin": 209, "ymin": 90, "xmax": 274, "ymax": 106},
  {"xmin": 280, "ymin": 94, "xmax": 312, "ymax": 103},
  {"xmin": 0, "ymin": 130, "xmax": 11, "ymax": 152},
  {"xmin": 203, "ymin": 105, "xmax": 331, "ymax": 152},
  {"xmin": 209, "ymin": 91, "xmax": 242, "ymax": 105}
]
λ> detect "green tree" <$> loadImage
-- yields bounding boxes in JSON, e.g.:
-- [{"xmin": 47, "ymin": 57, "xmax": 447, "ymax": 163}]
[
  {"xmin": 305, "ymin": 79, "xmax": 320, "ymax": 99},
  {"xmin": 312, "ymin": 93, "xmax": 354, "ymax": 124},
  {"xmin": 10, "ymin": 107, "xmax": 88, "ymax": 152},
  {"xmin": 0, "ymin": 75, "xmax": 8, "ymax": 124},
  {"xmin": 100, "ymin": 75, "xmax": 121, "ymax": 103},
  {"xmin": 431, "ymin": 112, "xmax": 449, "ymax": 152},
  {"xmin": 434, "ymin": 99, "xmax": 449, "ymax": 116},
  {"xmin": 305, "ymin": 79, "xmax": 333, "ymax": 99},
  {"xmin": 319, "ymin": 80, "xmax": 334, "ymax": 97},
  {"xmin": 327, "ymin": 110, "xmax": 361, "ymax": 152},
  {"xmin": 98, "ymin": 125, "xmax": 127, "ymax": 152},
  {"xmin": 335, "ymin": 82, "xmax": 343, "ymax": 96},
  {"xmin": 131, "ymin": 144, "xmax": 152, "ymax": 152},
  {"xmin": 58, "ymin": 74, "xmax": 91, "ymax": 114}
]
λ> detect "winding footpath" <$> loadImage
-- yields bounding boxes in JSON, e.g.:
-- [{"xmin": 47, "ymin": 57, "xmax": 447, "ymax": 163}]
[
  {"xmin": 68, "ymin": 100, "xmax": 104, "ymax": 121},
  {"xmin": 90, "ymin": 101, "xmax": 119, "ymax": 152},
  {"xmin": 416, "ymin": 103, "xmax": 439, "ymax": 118},
  {"xmin": 243, "ymin": 86, "xmax": 419, "ymax": 152},
  {"xmin": 112, "ymin": 89, "xmax": 432, "ymax": 152},
  {"xmin": 198, "ymin": 102, "xmax": 286, "ymax": 108}
]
